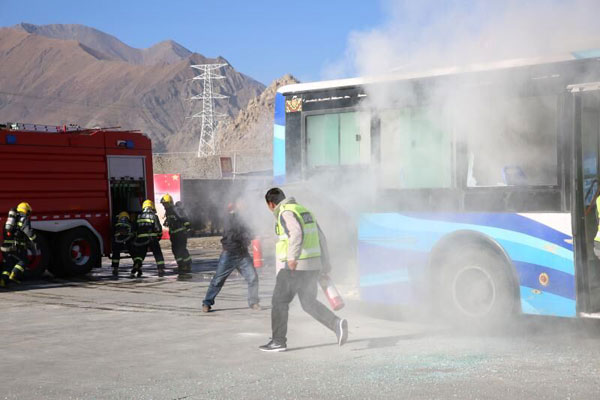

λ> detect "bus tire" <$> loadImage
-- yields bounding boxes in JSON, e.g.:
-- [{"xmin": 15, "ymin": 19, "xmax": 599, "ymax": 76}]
[
  {"xmin": 24, "ymin": 232, "xmax": 50, "ymax": 280},
  {"xmin": 439, "ymin": 247, "xmax": 516, "ymax": 328},
  {"xmin": 52, "ymin": 227, "xmax": 100, "ymax": 277}
]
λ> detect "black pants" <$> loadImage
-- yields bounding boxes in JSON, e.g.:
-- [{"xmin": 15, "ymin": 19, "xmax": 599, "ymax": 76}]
[
  {"xmin": 171, "ymin": 232, "xmax": 191, "ymax": 271},
  {"xmin": 132, "ymin": 240, "xmax": 165, "ymax": 271},
  {"xmin": 111, "ymin": 241, "xmax": 132, "ymax": 269},
  {"xmin": 271, "ymin": 269, "xmax": 339, "ymax": 345},
  {"xmin": 1, "ymin": 249, "xmax": 28, "ymax": 284}
]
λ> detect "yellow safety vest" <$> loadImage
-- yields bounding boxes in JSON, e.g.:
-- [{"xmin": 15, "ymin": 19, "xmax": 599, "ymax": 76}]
[
  {"xmin": 595, "ymin": 196, "xmax": 600, "ymax": 242},
  {"xmin": 275, "ymin": 203, "xmax": 321, "ymax": 262}
]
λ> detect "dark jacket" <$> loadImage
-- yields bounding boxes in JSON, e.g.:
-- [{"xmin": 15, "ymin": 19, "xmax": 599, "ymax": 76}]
[
  {"xmin": 220, "ymin": 211, "xmax": 251, "ymax": 255},
  {"xmin": 164, "ymin": 202, "xmax": 191, "ymax": 235}
]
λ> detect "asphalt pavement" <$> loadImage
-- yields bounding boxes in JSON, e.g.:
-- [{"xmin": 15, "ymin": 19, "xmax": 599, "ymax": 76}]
[{"xmin": 1, "ymin": 237, "xmax": 600, "ymax": 399}]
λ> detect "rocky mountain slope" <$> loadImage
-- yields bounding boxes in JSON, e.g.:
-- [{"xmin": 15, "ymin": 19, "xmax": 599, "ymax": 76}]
[
  {"xmin": 13, "ymin": 23, "xmax": 193, "ymax": 66},
  {"xmin": 0, "ymin": 24, "xmax": 265, "ymax": 153}
]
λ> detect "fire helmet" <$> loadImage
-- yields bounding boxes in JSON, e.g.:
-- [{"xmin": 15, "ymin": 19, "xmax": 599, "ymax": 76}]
[
  {"xmin": 142, "ymin": 199, "xmax": 155, "ymax": 210},
  {"xmin": 16, "ymin": 202, "xmax": 32, "ymax": 215},
  {"xmin": 160, "ymin": 194, "xmax": 173, "ymax": 205},
  {"xmin": 117, "ymin": 211, "xmax": 130, "ymax": 220}
]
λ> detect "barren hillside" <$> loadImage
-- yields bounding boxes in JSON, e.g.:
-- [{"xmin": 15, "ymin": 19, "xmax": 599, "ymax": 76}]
[{"xmin": 0, "ymin": 25, "xmax": 264, "ymax": 152}]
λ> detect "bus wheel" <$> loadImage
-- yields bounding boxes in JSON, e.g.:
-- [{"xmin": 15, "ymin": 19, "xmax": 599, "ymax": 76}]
[
  {"xmin": 440, "ymin": 247, "xmax": 516, "ymax": 327},
  {"xmin": 52, "ymin": 228, "xmax": 100, "ymax": 277},
  {"xmin": 24, "ymin": 233, "xmax": 50, "ymax": 279}
]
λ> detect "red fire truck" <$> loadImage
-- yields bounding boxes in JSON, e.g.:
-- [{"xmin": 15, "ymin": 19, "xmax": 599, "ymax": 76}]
[{"xmin": 0, "ymin": 122, "xmax": 154, "ymax": 278}]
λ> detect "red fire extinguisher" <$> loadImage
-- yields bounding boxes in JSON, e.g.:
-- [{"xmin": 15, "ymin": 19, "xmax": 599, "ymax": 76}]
[
  {"xmin": 251, "ymin": 238, "xmax": 263, "ymax": 268},
  {"xmin": 319, "ymin": 274, "xmax": 345, "ymax": 311}
]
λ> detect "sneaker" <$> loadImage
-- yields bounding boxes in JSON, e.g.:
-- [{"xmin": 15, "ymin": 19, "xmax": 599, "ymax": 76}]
[
  {"xmin": 259, "ymin": 340, "xmax": 287, "ymax": 352},
  {"xmin": 202, "ymin": 304, "xmax": 211, "ymax": 313},
  {"xmin": 335, "ymin": 318, "xmax": 348, "ymax": 346},
  {"xmin": 250, "ymin": 304, "xmax": 261, "ymax": 311}
]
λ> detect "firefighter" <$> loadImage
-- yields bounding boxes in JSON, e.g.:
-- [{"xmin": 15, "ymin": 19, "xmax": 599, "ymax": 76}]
[
  {"xmin": 110, "ymin": 211, "xmax": 135, "ymax": 278},
  {"xmin": 0, "ymin": 203, "xmax": 38, "ymax": 287},
  {"xmin": 160, "ymin": 194, "xmax": 192, "ymax": 277},
  {"xmin": 130, "ymin": 200, "xmax": 165, "ymax": 278}
]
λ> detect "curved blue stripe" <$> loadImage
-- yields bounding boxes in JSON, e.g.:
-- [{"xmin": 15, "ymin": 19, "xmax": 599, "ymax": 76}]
[
  {"xmin": 400, "ymin": 212, "xmax": 572, "ymax": 250},
  {"xmin": 360, "ymin": 214, "xmax": 574, "ymax": 263}
]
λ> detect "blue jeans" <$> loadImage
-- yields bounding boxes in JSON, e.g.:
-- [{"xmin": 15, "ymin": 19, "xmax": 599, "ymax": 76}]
[{"xmin": 203, "ymin": 251, "xmax": 259, "ymax": 307}]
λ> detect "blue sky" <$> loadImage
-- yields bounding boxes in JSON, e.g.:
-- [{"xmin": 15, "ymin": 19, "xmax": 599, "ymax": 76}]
[{"xmin": 0, "ymin": 0, "xmax": 386, "ymax": 85}]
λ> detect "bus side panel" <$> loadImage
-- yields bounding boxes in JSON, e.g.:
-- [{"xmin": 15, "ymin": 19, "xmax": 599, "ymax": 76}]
[
  {"xmin": 273, "ymin": 92, "xmax": 286, "ymax": 184},
  {"xmin": 358, "ymin": 212, "xmax": 576, "ymax": 317}
]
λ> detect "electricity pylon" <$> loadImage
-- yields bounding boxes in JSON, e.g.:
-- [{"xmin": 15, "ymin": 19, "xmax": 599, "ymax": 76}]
[{"xmin": 190, "ymin": 63, "xmax": 228, "ymax": 157}]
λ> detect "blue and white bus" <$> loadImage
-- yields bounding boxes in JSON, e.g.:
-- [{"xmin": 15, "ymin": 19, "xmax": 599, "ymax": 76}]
[{"xmin": 273, "ymin": 54, "xmax": 600, "ymax": 324}]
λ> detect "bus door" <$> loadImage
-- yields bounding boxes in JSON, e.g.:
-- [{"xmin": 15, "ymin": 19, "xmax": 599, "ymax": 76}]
[{"xmin": 573, "ymin": 85, "xmax": 600, "ymax": 313}]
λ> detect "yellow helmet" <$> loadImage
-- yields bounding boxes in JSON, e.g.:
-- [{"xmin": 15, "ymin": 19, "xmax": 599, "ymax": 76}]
[
  {"xmin": 160, "ymin": 194, "xmax": 173, "ymax": 205},
  {"xmin": 117, "ymin": 211, "xmax": 130, "ymax": 220},
  {"xmin": 17, "ymin": 202, "xmax": 32, "ymax": 215},
  {"xmin": 142, "ymin": 199, "xmax": 155, "ymax": 210}
]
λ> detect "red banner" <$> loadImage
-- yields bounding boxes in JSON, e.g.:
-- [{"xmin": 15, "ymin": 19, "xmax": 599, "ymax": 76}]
[{"xmin": 153, "ymin": 174, "xmax": 181, "ymax": 239}]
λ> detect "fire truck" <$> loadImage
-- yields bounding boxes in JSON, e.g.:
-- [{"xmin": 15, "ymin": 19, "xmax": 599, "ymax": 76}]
[{"xmin": 0, "ymin": 122, "xmax": 154, "ymax": 278}]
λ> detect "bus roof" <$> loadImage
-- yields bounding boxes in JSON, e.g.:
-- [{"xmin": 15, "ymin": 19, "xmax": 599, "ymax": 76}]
[{"xmin": 278, "ymin": 51, "xmax": 600, "ymax": 95}]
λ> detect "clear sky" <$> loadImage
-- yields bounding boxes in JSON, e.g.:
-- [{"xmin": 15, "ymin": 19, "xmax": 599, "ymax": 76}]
[{"xmin": 0, "ymin": 0, "xmax": 386, "ymax": 85}]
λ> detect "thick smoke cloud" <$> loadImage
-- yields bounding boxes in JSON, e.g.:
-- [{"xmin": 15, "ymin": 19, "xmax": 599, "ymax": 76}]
[{"xmin": 336, "ymin": 0, "xmax": 600, "ymax": 80}]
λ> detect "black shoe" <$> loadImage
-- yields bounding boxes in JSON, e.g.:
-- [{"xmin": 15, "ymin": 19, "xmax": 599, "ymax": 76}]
[
  {"xmin": 158, "ymin": 269, "xmax": 165, "ymax": 277},
  {"xmin": 136, "ymin": 269, "xmax": 143, "ymax": 278},
  {"xmin": 259, "ymin": 340, "xmax": 287, "ymax": 352},
  {"xmin": 112, "ymin": 268, "xmax": 119, "ymax": 278},
  {"xmin": 335, "ymin": 318, "xmax": 348, "ymax": 346}
]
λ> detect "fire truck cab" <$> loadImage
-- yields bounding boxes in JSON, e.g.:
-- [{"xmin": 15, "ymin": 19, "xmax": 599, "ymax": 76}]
[{"xmin": 0, "ymin": 123, "xmax": 154, "ymax": 278}]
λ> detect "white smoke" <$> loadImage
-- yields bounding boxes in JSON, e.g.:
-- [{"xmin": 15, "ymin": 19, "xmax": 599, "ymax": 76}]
[{"xmin": 327, "ymin": 0, "xmax": 600, "ymax": 81}]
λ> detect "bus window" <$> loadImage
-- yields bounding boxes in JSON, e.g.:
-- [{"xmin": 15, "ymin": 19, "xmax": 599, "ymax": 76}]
[
  {"xmin": 380, "ymin": 107, "xmax": 452, "ymax": 189},
  {"xmin": 307, "ymin": 114, "xmax": 339, "ymax": 167},
  {"xmin": 306, "ymin": 111, "xmax": 370, "ymax": 168},
  {"xmin": 466, "ymin": 95, "xmax": 557, "ymax": 187}
]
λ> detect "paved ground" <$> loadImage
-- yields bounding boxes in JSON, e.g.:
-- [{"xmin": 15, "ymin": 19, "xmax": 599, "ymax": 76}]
[{"xmin": 2, "ymin": 237, "xmax": 600, "ymax": 399}]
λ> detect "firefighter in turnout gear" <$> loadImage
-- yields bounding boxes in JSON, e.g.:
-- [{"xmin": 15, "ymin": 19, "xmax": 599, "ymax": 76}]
[
  {"xmin": 160, "ymin": 194, "xmax": 192, "ymax": 277},
  {"xmin": 131, "ymin": 200, "xmax": 165, "ymax": 278},
  {"xmin": 110, "ymin": 211, "xmax": 135, "ymax": 278},
  {"xmin": 0, "ymin": 203, "xmax": 38, "ymax": 287}
]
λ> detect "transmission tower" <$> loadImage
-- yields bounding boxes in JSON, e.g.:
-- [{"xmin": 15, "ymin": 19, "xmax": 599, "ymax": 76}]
[{"xmin": 190, "ymin": 63, "xmax": 228, "ymax": 157}]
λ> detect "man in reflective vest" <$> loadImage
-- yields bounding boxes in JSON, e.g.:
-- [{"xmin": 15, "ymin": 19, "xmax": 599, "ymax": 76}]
[
  {"xmin": 160, "ymin": 194, "xmax": 192, "ymax": 278},
  {"xmin": 594, "ymin": 195, "xmax": 600, "ymax": 260},
  {"xmin": 131, "ymin": 200, "xmax": 165, "ymax": 278},
  {"xmin": 110, "ymin": 211, "xmax": 135, "ymax": 278},
  {"xmin": 259, "ymin": 188, "xmax": 348, "ymax": 352},
  {"xmin": 0, "ymin": 203, "xmax": 38, "ymax": 287}
]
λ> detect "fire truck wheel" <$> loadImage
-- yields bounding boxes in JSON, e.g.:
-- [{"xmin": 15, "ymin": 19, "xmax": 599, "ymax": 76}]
[
  {"xmin": 53, "ymin": 227, "xmax": 100, "ymax": 277},
  {"xmin": 24, "ymin": 233, "xmax": 50, "ymax": 279}
]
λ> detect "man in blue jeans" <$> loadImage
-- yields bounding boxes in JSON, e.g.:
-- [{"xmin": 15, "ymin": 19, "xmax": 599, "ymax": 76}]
[{"xmin": 202, "ymin": 201, "xmax": 260, "ymax": 312}]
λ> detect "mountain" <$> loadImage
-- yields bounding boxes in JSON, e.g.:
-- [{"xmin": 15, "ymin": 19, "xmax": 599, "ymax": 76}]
[
  {"xmin": 216, "ymin": 74, "xmax": 299, "ymax": 155},
  {"xmin": 0, "ymin": 25, "xmax": 265, "ymax": 153},
  {"xmin": 13, "ymin": 23, "xmax": 193, "ymax": 66}
]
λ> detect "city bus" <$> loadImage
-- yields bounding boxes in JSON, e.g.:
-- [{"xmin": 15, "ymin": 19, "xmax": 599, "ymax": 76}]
[{"xmin": 273, "ymin": 54, "xmax": 600, "ymax": 324}]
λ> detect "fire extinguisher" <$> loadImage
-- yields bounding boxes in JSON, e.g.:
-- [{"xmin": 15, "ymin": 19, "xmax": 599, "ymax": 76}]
[
  {"xmin": 319, "ymin": 274, "xmax": 345, "ymax": 311},
  {"xmin": 251, "ymin": 238, "xmax": 263, "ymax": 268}
]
